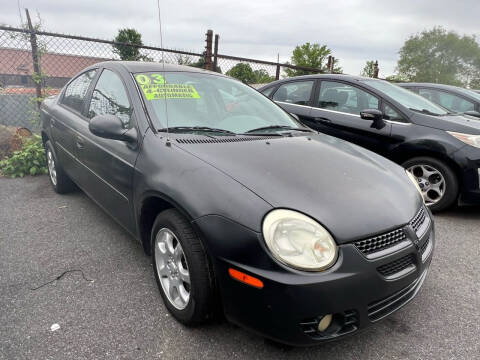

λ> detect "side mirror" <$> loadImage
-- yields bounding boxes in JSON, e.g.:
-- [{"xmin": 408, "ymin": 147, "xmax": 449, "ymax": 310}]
[
  {"xmin": 360, "ymin": 109, "xmax": 385, "ymax": 129},
  {"xmin": 464, "ymin": 110, "xmax": 480, "ymax": 118},
  {"xmin": 290, "ymin": 113, "xmax": 300, "ymax": 121},
  {"xmin": 89, "ymin": 114, "xmax": 137, "ymax": 142}
]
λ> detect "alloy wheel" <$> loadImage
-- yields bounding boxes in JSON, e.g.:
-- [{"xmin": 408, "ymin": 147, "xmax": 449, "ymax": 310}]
[
  {"xmin": 47, "ymin": 149, "xmax": 57, "ymax": 186},
  {"xmin": 154, "ymin": 228, "xmax": 191, "ymax": 310},
  {"xmin": 406, "ymin": 164, "xmax": 445, "ymax": 206}
]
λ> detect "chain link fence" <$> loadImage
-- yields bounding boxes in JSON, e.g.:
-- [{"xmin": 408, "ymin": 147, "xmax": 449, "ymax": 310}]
[{"xmin": 0, "ymin": 25, "xmax": 327, "ymax": 158}]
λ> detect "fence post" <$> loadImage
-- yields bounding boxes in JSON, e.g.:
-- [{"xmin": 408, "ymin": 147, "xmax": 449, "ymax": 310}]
[
  {"xmin": 204, "ymin": 29, "xmax": 213, "ymax": 70},
  {"xmin": 25, "ymin": 9, "xmax": 42, "ymax": 110},
  {"xmin": 373, "ymin": 60, "xmax": 379, "ymax": 78},
  {"xmin": 213, "ymin": 34, "xmax": 219, "ymax": 72},
  {"xmin": 275, "ymin": 53, "xmax": 280, "ymax": 80}
]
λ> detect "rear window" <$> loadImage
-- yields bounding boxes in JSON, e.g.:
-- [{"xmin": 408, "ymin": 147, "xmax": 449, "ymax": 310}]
[{"xmin": 61, "ymin": 70, "xmax": 97, "ymax": 113}]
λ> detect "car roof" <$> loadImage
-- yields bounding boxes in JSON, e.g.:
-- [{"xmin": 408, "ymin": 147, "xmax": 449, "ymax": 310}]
[
  {"xmin": 259, "ymin": 74, "xmax": 381, "ymax": 89},
  {"xmin": 398, "ymin": 82, "xmax": 464, "ymax": 91},
  {"xmin": 87, "ymin": 60, "xmax": 221, "ymax": 75}
]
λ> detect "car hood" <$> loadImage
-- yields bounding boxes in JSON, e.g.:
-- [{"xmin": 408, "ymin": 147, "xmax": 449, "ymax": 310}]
[
  {"xmin": 412, "ymin": 112, "xmax": 480, "ymax": 134},
  {"xmin": 175, "ymin": 133, "xmax": 422, "ymax": 244}
]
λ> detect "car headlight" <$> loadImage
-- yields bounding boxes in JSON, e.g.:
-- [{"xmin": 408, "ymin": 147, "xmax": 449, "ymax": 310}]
[
  {"xmin": 447, "ymin": 131, "xmax": 480, "ymax": 148},
  {"xmin": 406, "ymin": 170, "xmax": 424, "ymax": 200},
  {"xmin": 262, "ymin": 209, "xmax": 337, "ymax": 271}
]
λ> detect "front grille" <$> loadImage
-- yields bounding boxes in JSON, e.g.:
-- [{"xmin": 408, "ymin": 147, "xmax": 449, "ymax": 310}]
[
  {"xmin": 420, "ymin": 237, "xmax": 430, "ymax": 255},
  {"xmin": 410, "ymin": 207, "xmax": 429, "ymax": 237},
  {"xmin": 300, "ymin": 310, "xmax": 359, "ymax": 339},
  {"xmin": 368, "ymin": 270, "xmax": 427, "ymax": 322},
  {"xmin": 354, "ymin": 228, "xmax": 406, "ymax": 255},
  {"xmin": 377, "ymin": 254, "xmax": 416, "ymax": 278}
]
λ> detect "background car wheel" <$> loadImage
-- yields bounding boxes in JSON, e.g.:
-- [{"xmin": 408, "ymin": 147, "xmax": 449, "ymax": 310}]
[
  {"xmin": 45, "ymin": 140, "xmax": 75, "ymax": 194},
  {"xmin": 402, "ymin": 156, "xmax": 458, "ymax": 212},
  {"xmin": 151, "ymin": 209, "xmax": 216, "ymax": 325}
]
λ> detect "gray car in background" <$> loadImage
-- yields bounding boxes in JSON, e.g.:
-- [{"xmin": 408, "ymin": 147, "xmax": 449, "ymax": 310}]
[{"xmin": 399, "ymin": 82, "xmax": 480, "ymax": 118}]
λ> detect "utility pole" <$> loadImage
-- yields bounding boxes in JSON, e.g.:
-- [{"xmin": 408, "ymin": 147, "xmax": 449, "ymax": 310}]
[{"xmin": 25, "ymin": 9, "xmax": 42, "ymax": 109}]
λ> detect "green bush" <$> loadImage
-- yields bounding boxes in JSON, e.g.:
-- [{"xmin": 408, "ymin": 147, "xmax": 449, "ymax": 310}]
[{"xmin": 0, "ymin": 134, "xmax": 48, "ymax": 178}]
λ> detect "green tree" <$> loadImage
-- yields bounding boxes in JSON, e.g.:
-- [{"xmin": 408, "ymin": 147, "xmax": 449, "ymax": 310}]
[
  {"xmin": 285, "ymin": 43, "xmax": 341, "ymax": 77},
  {"xmin": 395, "ymin": 27, "xmax": 480, "ymax": 87},
  {"xmin": 113, "ymin": 28, "xmax": 146, "ymax": 61},
  {"xmin": 252, "ymin": 69, "xmax": 275, "ymax": 84},
  {"xmin": 361, "ymin": 60, "xmax": 376, "ymax": 77},
  {"xmin": 226, "ymin": 63, "xmax": 256, "ymax": 83}
]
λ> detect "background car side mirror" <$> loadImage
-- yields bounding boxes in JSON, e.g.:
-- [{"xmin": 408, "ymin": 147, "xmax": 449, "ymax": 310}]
[
  {"xmin": 464, "ymin": 110, "xmax": 480, "ymax": 118},
  {"xmin": 360, "ymin": 109, "xmax": 385, "ymax": 129},
  {"xmin": 89, "ymin": 114, "xmax": 137, "ymax": 143}
]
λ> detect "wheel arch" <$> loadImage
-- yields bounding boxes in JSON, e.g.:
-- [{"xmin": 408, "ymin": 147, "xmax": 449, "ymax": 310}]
[
  {"xmin": 137, "ymin": 191, "xmax": 200, "ymax": 255},
  {"xmin": 390, "ymin": 147, "xmax": 463, "ymax": 184}
]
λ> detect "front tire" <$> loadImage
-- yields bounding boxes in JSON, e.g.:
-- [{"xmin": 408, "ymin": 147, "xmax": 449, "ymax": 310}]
[
  {"xmin": 402, "ymin": 156, "xmax": 458, "ymax": 212},
  {"xmin": 45, "ymin": 140, "xmax": 75, "ymax": 194},
  {"xmin": 151, "ymin": 209, "xmax": 215, "ymax": 325}
]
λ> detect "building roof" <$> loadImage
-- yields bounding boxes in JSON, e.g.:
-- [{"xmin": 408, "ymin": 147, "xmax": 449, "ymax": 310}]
[{"xmin": 0, "ymin": 48, "xmax": 107, "ymax": 78}]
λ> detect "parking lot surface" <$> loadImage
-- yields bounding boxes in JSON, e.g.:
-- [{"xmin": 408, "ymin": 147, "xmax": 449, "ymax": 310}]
[{"xmin": 0, "ymin": 175, "xmax": 479, "ymax": 360}]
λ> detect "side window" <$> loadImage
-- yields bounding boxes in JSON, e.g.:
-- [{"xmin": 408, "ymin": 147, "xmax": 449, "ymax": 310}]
[
  {"xmin": 273, "ymin": 81, "xmax": 314, "ymax": 105},
  {"xmin": 88, "ymin": 69, "xmax": 132, "ymax": 129},
  {"xmin": 419, "ymin": 88, "xmax": 475, "ymax": 113},
  {"xmin": 261, "ymin": 86, "xmax": 276, "ymax": 98},
  {"xmin": 384, "ymin": 104, "xmax": 406, "ymax": 122},
  {"xmin": 61, "ymin": 70, "xmax": 97, "ymax": 113},
  {"xmin": 315, "ymin": 81, "xmax": 379, "ymax": 115}
]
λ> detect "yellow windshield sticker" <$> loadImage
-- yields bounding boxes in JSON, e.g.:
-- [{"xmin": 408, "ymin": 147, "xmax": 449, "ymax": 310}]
[{"xmin": 135, "ymin": 73, "xmax": 200, "ymax": 100}]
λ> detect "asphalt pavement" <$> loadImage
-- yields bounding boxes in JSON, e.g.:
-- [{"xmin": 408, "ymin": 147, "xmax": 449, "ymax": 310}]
[{"xmin": 0, "ymin": 175, "xmax": 479, "ymax": 359}]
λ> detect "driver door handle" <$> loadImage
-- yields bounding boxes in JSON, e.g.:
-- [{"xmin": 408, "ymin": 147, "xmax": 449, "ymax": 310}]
[
  {"xmin": 76, "ymin": 135, "xmax": 85, "ymax": 150},
  {"xmin": 314, "ymin": 117, "xmax": 332, "ymax": 124}
]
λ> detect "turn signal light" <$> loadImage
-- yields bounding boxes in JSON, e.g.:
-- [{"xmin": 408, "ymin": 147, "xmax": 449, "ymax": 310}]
[{"xmin": 228, "ymin": 268, "xmax": 264, "ymax": 289}]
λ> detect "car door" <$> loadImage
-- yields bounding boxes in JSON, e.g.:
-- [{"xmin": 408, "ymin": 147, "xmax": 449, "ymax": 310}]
[
  {"xmin": 416, "ymin": 88, "xmax": 476, "ymax": 113},
  {"xmin": 51, "ymin": 69, "xmax": 98, "ymax": 182},
  {"xmin": 271, "ymin": 80, "xmax": 314, "ymax": 121},
  {"xmin": 304, "ymin": 80, "xmax": 392, "ymax": 155},
  {"xmin": 74, "ymin": 68, "xmax": 138, "ymax": 234}
]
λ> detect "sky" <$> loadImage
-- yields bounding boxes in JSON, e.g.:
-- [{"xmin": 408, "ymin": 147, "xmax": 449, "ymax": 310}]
[{"xmin": 1, "ymin": 0, "xmax": 479, "ymax": 77}]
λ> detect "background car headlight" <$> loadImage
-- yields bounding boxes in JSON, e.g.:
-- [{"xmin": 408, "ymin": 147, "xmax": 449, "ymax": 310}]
[
  {"xmin": 406, "ymin": 170, "xmax": 424, "ymax": 200},
  {"xmin": 447, "ymin": 131, "xmax": 480, "ymax": 148},
  {"xmin": 262, "ymin": 209, "xmax": 337, "ymax": 271}
]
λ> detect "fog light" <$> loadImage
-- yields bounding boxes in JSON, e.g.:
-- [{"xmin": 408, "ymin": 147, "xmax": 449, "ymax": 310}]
[{"xmin": 317, "ymin": 314, "xmax": 333, "ymax": 332}]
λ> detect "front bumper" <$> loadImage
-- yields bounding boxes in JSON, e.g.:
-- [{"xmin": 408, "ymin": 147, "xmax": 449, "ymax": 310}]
[
  {"xmin": 452, "ymin": 145, "xmax": 480, "ymax": 204},
  {"xmin": 195, "ymin": 208, "xmax": 434, "ymax": 346}
]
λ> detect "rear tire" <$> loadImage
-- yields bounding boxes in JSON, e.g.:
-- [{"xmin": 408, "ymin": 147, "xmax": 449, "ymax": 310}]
[
  {"xmin": 45, "ymin": 140, "xmax": 75, "ymax": 194},
  {"xmin": 151, "ymin": 209, "xmax": 216, "ymax": 325},
  {"xmin": 402, "ymin": 156, "xmax": 458, "ymax": 212}
]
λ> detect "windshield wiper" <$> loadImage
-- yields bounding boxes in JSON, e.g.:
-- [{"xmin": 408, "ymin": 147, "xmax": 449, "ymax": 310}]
[
  {"xmin": 409, "ymin": 108, "xmax": 444, "ymax": 116},
  {"xmin": 157, "ymin": 126, "xmax": 236, "ymax": 136},
  {"xmin": 243, "ymin": 125, "xmax": 313, "ymax": 134}
]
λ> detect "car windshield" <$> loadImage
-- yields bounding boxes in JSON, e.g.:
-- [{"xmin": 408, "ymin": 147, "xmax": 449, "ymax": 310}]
[
  {"xmin": 134, "ymin": 71, "xmax": 303, "ymax": 134},
  {"xmin": 362, "ymin": 79, "xmax": 449, "ymax": 116}
]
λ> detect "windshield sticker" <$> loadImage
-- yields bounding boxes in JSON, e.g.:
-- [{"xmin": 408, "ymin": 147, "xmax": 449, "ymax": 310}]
[{"xmin": 135, "ymin": 73, "xmax": 201, "ymax": 100}]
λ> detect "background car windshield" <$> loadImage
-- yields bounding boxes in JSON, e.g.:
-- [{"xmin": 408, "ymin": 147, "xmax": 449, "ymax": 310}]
[
  {"xmin": 363, "ymin": 80, "xmax": 448, "ymax": 115},
  {"xmin": 455, "ymin": 87, "xmax": 480, "ymax": 102},
  {"xmin": 135, "ymin": 72, "xmax": 300, "ymax": 134}
]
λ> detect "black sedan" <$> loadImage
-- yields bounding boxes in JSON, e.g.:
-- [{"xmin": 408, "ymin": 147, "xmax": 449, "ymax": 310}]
[
  {"xmin": 260, "ymin": 75, "xmax": 480, "ymax": 212},
  {"xmin": 398, "ymin": 82, "xmax": 480, "ymax": 118},
  {"xmin": 41, "ymin": 62, "xmax": 433, "ymax": 346}
]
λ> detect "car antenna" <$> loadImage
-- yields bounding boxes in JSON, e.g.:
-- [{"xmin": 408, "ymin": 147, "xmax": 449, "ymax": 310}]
[{"xmin": 157, "ymin": 0, "xmax": 171, "ymax": 146}]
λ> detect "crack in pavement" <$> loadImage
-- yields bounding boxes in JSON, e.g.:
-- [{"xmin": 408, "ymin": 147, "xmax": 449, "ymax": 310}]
[{"xmin": 30, "ymin": 269, "xmax": 94, "ymax": 291}]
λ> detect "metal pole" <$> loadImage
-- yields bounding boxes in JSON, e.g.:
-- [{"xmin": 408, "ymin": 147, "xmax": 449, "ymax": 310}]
[
  {"xmin": 373, "ymin": 60, "xmax": 379, "ymax": 78},
  {"xmin": 275, "ymin": 53, "xmax": 280, "ymax": 80},
  {"xmin": 213, "ymin": 34, "xmax": 219, "ymax": 72},
  {"xmin": 25, "ymin": 9, "xmax": 42, "ymax": 110},
  {"xmin": 204, "ymin": 29, "xmax": 213, "ymax": 70}
]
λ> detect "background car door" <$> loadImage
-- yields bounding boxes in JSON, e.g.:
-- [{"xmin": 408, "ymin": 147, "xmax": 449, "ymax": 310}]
[
  {"xmin": 271, "ymin": 80, "xmax": 314, "ymax": 120},
  {"xmin": 304, "ymin": 80, "xmax": 392, "ymax": 155},
  {"xmin": 50, "ymin": 70, "xmax": 97, "ymax": 181},
  {"xmin": 74, "ymin": 68, "xmax": 138, "ymax": 234}
]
